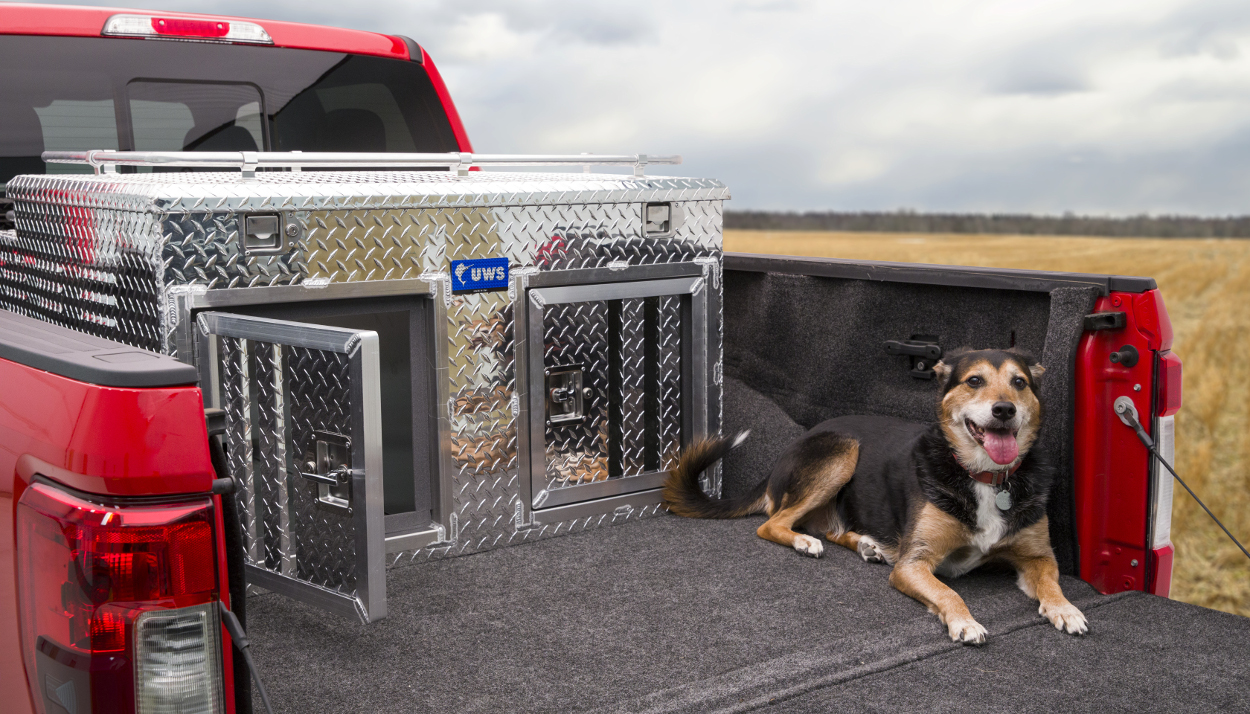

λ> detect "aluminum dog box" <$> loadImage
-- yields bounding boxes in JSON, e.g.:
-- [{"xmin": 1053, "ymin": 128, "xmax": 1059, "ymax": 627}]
[{"xmin": 3, "ymin": 151, "xmax": 727, "ymax": 621}]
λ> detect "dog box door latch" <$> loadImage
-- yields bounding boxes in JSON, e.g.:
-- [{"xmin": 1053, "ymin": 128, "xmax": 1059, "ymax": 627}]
[
  {"xmin": 300, "ymin": 432, "xmax": 356, "ymax": 513},
  {"xmin": 884, "ymin": 336, "xmax": 942, "ymax": 379},
  {"xmin": 546, "ymin": 365, "xmax": 590, "ymax": 424}
]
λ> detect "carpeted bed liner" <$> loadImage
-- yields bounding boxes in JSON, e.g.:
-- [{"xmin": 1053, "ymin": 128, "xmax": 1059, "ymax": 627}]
[
  {"xmin": 243, "ymin": 513, "xmax": 1246, "ymax": 714},
  {"xmin": 773, "ymin": 593, "xmax": 1250, "ymax": 713}
]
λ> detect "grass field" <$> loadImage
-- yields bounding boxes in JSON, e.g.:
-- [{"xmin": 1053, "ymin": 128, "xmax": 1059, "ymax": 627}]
[{"xmin": 725, "ymin": 230, "xmax": 1250, "ymax": 616}]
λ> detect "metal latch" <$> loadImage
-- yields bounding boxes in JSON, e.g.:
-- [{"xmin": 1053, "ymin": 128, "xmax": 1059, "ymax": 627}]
[
  {"xmin": 299, "ymin": 431, "xmax": 354, "ymax": 513},
  {"xmin": 242, "ymin": 213, "xmax": 301, "ymax": 256},
  {"xmin": 884, "ymin": 336, "xmax": 943, "ymax": 380},
  {"xmin": 546, "ymin": 365, "xmax": 592, "ymax": 424},
  {"xmin": 644, "ymin": 202, "xmax": 683, "ymax": 237}
]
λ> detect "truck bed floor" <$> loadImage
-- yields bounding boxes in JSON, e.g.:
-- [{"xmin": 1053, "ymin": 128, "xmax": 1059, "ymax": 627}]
[{"xmin": 246, "ymin": 516, "xmax": 1250, "ymax": 713}]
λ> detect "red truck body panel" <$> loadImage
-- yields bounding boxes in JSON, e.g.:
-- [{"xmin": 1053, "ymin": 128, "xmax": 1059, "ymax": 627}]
[
  {"xmin": 1073, "ymin": 289, "xmax": 1175, "ymax": 595},
  {"xmin": 0, "ymin": 356, "xmax": 222, "ymax": 714},
  {"xmin": 420, "ymin": 44, "xmax": 475, "ymax": 153}
]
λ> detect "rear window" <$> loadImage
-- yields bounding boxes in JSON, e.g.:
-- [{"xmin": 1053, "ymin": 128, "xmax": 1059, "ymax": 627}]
[{"xmin": 0, "ymin": 35, "xmax": 460, "ymax": 190}]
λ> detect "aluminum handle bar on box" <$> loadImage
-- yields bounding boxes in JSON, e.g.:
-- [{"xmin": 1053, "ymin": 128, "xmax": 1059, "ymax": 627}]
[{"xmin": 40, "ymin": 150, "xmax": 682, "ymax": 177}]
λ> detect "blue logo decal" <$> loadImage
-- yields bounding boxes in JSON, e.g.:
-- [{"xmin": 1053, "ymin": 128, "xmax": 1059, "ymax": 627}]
[{"xmin": 451, "ymin": 257, "xmax": 509, "ymax": 294}]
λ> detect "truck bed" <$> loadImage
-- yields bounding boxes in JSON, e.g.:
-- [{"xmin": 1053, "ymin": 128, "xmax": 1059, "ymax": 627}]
[{"xmin": 245, "ymin": 514, "xmax": 1250, "ymax": 712}]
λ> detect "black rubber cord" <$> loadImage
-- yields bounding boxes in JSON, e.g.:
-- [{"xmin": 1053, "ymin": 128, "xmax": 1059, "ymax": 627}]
[
  {"xmin": 208, "ymin": 432, "xmax": 253, "ymax": 714},
  {"xmin": 1123, "ymin": 413, "xmax": 1250, "ymax": 563},
  {"xmin": 220, "ymin": 604, "xmax": 275, "ymax": 714}
]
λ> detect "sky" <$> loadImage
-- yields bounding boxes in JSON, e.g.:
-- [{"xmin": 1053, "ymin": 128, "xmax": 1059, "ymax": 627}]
[{"xmin": 21, "ymin": 0, "xmax": 1250, "ymax": 214}]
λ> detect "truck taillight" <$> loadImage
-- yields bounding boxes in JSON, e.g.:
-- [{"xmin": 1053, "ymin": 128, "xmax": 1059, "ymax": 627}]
[
  {"xmin": 134, "ymin": 604, "xmax": 223, "ymax": 714},
  {"xmin": 1156, "ymin": 350, "xmax": 1183, "ymax": 417},
  {"xmin": 1148, "ymin": 350, "xmax": 1181, "ymax": 596},
  {"xmin": 16, "ymin": 482, "xmax": 223, "ymax": 714}
]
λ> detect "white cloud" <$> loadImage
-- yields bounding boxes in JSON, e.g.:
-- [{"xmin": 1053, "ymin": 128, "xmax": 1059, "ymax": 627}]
[
  {"xmin": 440, "ymin": 13, "xmax": 535, "ymax": 62},
  {"xmin": 19, "ymin": 0, "xmax": 1250, "ymax": 214}
]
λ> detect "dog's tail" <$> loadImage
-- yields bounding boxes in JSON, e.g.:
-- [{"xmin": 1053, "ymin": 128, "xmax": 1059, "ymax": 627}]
[{"xmin": 662, "ymin": 431, "xmax": 767, "ymax": 519}]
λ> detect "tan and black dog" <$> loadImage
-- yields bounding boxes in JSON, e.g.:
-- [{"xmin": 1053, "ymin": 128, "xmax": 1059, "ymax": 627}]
[{"xmin": 663, "ymin": 348, "xmax": 1088, "ymax": 644}]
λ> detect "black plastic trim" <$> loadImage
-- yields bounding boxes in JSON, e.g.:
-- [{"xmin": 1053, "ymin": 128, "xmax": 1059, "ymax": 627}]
[
  {"xmin": 1084, "ymin": 312, "xmax": 1127, "ymax": 331},
  {"xmin": 0, "ymin": 309, "xmax": 198, "ymax": 387},
  {"xmin": 31, "ymin": 472, "xmax": 213, "ymax": 508},
  {"xmin": 392, "ymin": 34, "xmax": 424, "ymax": 64},
  {"xmin": 1109, "ymin": 275, "xmax": 1159, "ymax": 292},
  {"xmin": 724, "ymin": 252, "xmax": 1158, "ymax": 295}
]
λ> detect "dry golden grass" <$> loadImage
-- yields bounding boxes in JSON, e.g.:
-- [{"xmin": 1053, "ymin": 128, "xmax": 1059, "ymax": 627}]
[{"xmin": 725, "ymin": 230, "xmax": 1250, "ymax": 616}]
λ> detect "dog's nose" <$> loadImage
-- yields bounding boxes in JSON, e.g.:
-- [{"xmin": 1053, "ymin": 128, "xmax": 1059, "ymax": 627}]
[{"xmin": 992, "ymin": 401, "xmax": 1017, "ymax": 421}]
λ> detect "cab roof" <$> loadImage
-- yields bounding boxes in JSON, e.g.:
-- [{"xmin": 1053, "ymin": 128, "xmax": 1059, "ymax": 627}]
[{"xmin": 0, "ymin": 2, "xmax": 412, "ymax": 60}]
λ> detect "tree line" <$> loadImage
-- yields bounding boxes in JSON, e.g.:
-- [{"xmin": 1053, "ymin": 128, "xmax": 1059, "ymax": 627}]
[{"xmin": 724, "ymin": 210, "xmax": 1250, "ymax": 238}]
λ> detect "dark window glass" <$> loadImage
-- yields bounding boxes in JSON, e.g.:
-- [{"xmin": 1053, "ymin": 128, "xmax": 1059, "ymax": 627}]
[
  {"xmin": 129, "ymin": 81, "xmax": 266, "ymax": 152},
  {"xmin": 0, "ymin": 35, "xmax": 459, "ymax": 191}
]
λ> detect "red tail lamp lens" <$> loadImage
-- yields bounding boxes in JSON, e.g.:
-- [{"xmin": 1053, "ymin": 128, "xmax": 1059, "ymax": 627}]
[
  {"xmin": 1156, "ymin": 350, "xmax": 1183, "ymax": 417},
  {"xmin": 16, "ymin": 482, "xmax": 218, "ymax": 713},
  {"xmin": 150, "ymin": 17, "xmax": 230, "ymax": 38}
]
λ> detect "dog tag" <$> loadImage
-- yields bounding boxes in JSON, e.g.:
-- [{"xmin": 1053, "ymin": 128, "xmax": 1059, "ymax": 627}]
[{"xmin": 995, "ymin": 490, "xmax": 1013, "ymax": 511}]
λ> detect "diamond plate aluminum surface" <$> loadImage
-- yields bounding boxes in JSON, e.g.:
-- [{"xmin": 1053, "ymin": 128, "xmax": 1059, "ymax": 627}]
[
  {"xmin": 286, "ymin": 346, "xmax": 359, "ymax": 591},
  {"xmin": 533, "ymin": 294, "xmax": 686, "ymax": 495},
  {"xmin": 7, "ymin": 171, "xmax": 729, "ymax": 213},
  {"xmin": 542, "ymin": 300, "xmax": 610, "ymax": 488},
  {"xmin": 620, "ymin": 298, "xmax": 647, "ymax": 478},
  {"xmin": 219, "ymin": 335, "xmax": 361, "ymax": 596},
  {"xmin": 5, "ymin": 168, "xmax": 724, "ymax": 573},
  {"xmin": 658, "ymin": 295, "xmax": 684, "ymax": 470}
]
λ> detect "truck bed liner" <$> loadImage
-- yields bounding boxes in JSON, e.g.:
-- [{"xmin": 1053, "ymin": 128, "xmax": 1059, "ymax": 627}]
[
  {"xmin": 780, "ymin": 593, "xmax": 1249, "ymax": 713},
  {"xmin": 244, "ymin": 515, "xmax": 1248, "ymax": 712}
]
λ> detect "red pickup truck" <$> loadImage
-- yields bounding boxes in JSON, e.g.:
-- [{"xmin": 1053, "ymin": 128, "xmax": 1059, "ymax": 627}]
[{"xmin": 1, "ymin": 5, "xmax": 1244, "ymax": 714}]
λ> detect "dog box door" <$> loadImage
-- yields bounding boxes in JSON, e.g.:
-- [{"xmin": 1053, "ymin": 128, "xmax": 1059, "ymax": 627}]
[
  {"xmin": 199, "ymin": 311, "xmax": 386, "ymax": 623},
  {"xmin": 521, "ymin": 274, "xmax": 710, "ymax": 511}
]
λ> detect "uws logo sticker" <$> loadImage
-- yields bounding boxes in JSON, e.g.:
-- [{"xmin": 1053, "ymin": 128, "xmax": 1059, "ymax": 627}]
[
  {"xmin": 450, "ymin": 257, "xmax": 509, "ymax": 294},
  {"xmin": 469, "ymin": 265, "xmax": 506, "ymax": 282}
]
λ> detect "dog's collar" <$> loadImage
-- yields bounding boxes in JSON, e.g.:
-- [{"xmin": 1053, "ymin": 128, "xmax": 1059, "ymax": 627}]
[{"xmin": 952, "ymin": 453, "xmax": 1021, "ymax": 487}]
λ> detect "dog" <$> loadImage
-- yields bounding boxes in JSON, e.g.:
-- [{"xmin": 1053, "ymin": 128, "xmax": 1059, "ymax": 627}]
[{"xmin": 663, "ymin": 348, "xmax": 1088, "ymax": 644}]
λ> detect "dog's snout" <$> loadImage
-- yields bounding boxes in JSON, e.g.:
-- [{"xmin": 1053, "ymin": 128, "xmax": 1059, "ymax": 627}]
[{"xmin": 991, "ymin": 401, "xmax": 1017, "ymax": 421}]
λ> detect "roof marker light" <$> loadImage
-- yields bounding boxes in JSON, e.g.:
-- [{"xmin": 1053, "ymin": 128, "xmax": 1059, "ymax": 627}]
[{"xmin": 102, "ymin": 14, "xmax": 274, "ymax": 44}]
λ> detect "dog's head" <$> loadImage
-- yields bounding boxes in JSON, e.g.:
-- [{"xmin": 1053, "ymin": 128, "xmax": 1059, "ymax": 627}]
[{"xmin": 933, "ymin": 348, "xmax": 1044, "ymax": 472}]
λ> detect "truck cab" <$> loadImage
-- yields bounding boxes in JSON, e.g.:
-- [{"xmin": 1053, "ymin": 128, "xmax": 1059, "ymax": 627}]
[{"xmin": 0, "ymin": 3, "xmax": 471, "ymax": 232}]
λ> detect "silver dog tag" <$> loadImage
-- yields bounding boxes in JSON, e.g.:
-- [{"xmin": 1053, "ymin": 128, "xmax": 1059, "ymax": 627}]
[{"xmin": 995, "ymin": 490, "xmax": 1013, "ymax": 511}]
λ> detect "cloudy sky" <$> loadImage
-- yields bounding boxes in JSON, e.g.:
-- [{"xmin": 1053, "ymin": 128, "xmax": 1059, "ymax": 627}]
[{"xmin": 25, "ymin": 0, "xmax": 1250, "ymax": 214}]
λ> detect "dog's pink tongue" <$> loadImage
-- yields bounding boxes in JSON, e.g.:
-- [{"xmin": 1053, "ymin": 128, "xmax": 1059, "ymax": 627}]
[{"xmin": 983, "ymin": 430, "xmax": 1018, "ymax": 465}]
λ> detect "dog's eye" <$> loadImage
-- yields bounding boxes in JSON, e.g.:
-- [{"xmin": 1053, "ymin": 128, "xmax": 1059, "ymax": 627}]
[
  {"xmin": 966, "ymin": 376, "xmax": 984, "ymax": 388},
  {"xmin": 1012, "ymin": 376, "xmax": 1027, "ymax": 389}
]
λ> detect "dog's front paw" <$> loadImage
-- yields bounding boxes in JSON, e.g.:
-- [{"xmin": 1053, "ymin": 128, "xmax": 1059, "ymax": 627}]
[
  {"xmin": 1039, "ymin": 601, "xmax": 1088, "ymax": 635},
  {"xmin": 946, "ymin": 617, "xmax": 988, "ymax": 646},
  {"xmin": 793, "ymin": 534, "xmax": 824, "ymax": 558}
]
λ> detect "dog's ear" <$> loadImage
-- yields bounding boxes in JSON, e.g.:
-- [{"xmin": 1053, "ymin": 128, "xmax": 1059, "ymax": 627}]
[
  {"xmin": 935, "ymin": 347, "xmax": 973, "ymax": 388},
  {"xmin": 1007, "ymin": 347, "xmax": 1045, "ymax": 383}
]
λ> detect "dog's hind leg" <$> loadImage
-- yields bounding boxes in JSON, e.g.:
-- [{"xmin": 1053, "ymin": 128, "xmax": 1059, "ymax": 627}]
[
  {"xmin": 827, "ymin": 531, "xmax": 892, "ymax": 563},
  {"xmin": 756, "ymin": 440, "xmax": 858, "ymax": 558},
  {"xmin": 757, "ymin": 505, "xmax": 826, "ymax": 557}
]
